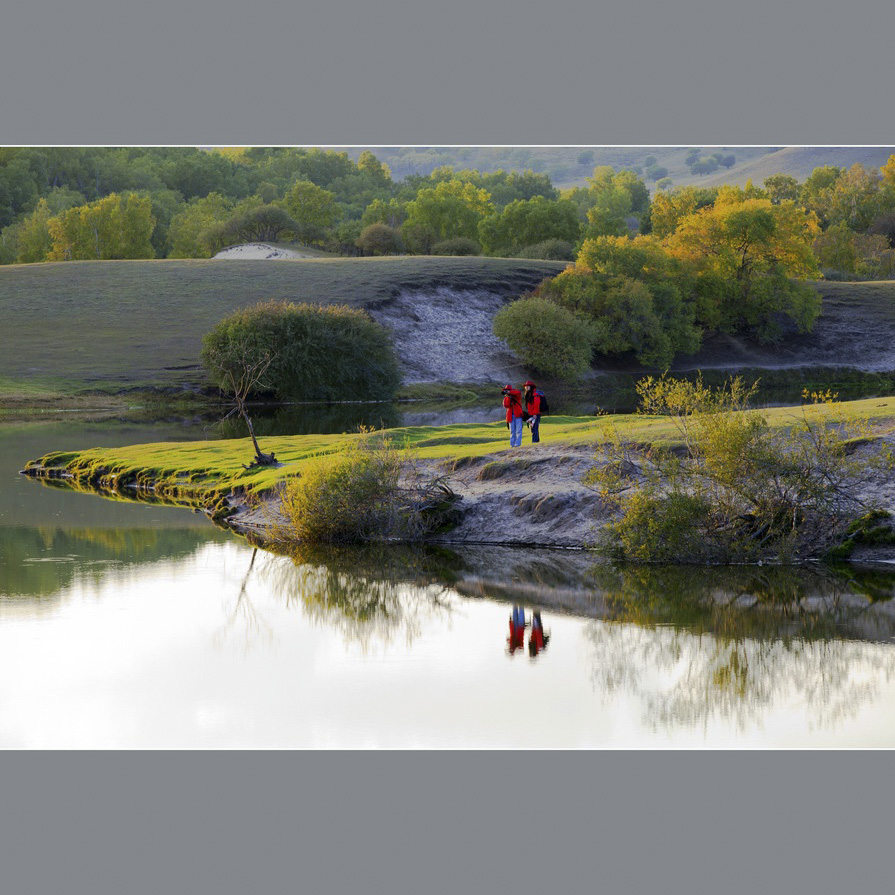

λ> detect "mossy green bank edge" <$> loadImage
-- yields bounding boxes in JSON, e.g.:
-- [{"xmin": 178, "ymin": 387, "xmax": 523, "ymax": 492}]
[{"xmin": 22, "ymin": 396, "xmax": 895, "ymax": 526}]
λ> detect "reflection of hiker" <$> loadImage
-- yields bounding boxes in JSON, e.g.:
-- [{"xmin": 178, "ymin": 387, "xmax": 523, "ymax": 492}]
[
  {"xmin": 528, "ymin": 610, "xmax": 550, "ymax": 657},
  {"xmin": 522, "ymin": 380, "xmax": 542, "ymax": 444},
  {"xmin": 502, "ymin": 384, "xmax": 524, "ymax": 448},
  {"xmin": 508, "ymin": 605, "xmax": 526, "ymax": 654}
]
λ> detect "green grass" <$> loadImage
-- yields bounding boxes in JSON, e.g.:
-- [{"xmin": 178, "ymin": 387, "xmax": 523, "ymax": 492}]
[
  {"xmin": 24, "ymin": 396, "xmax": 895, "ymax": 518},
  {"xmin": 0, "ymin": 256, "xmax": 564, "ymax": 393}
]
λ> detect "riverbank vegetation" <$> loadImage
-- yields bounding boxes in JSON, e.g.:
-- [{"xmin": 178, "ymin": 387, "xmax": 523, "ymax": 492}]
[
  {"xmin": 5, "ymin": 147, "xmax": 895, "ymax": 404},
  {"xmin": 278, "ymin": 435, "xmax": 457, "ymax": 544},
  {"xmin": 589, "ymin": 377, "xmax": 895, "ymax": 563}
]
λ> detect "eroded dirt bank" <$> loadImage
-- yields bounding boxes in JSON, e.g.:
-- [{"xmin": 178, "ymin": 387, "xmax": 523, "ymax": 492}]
[{"xmin": 219, "ymin": 441, "xmax": 601, "ymax": 548}]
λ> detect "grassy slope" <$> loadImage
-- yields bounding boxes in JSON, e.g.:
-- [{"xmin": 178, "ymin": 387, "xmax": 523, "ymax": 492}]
[
  {"xmin": 0, "ymin": 256, "xmax": 564, "ymax": 394},
  {"xmin": 25, "ymin": 397, "xmax": 895, "ymax": 514},
  {"xmin": 693, "ymin": 147, "xmax": 895, "ymax": 190}
]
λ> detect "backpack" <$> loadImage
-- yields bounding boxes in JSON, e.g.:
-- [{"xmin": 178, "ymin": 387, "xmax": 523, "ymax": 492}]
[{"xmin": 536, "ymin": 389, "xmax": 550, "ymax": 415}]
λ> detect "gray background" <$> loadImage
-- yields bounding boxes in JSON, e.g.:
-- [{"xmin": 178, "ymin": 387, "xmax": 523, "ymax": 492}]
[
  {"xmin": 3, "ymin": 0, "xmax": 893, "ymax": 145},
  {"xmin": 2, "ymin": 1, "xmax": 894, "ymax": 892}
]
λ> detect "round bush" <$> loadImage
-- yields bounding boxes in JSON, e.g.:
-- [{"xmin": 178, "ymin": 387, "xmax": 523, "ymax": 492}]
[
  {"xmin": 492, "ymin": 296, "xmax": 593, "ymax": 380},
  {"xmin": 201, "ymin": 299, "xmax": 402, "ymax": 402},
  {"xmin": 431, "ymin": 237, "xmax": 481, "ymax": 256},
  {"xmin": 356, "ymin": 223, "xmax": 403, "ymax": 256}
]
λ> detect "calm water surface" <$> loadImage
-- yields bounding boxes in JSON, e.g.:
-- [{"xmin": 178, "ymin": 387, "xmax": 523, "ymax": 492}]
[{"xmin": 3, "ymin": 416, "xmax": 895, "ymax": 748}]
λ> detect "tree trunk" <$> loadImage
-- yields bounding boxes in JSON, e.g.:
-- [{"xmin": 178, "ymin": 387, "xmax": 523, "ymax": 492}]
[{"xmin": 235, "ymin": 395, "xmax": 274, "ymax": 465}]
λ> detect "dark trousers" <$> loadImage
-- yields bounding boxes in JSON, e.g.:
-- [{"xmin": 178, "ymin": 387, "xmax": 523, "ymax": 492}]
[{"xmin": 530, "ymin": 415, "xmax": 540, "ymax": 442}]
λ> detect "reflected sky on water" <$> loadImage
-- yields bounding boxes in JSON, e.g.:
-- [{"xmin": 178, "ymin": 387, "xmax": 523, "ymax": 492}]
[{"xmin": 5, "ymin": 417, "xmax": 895, "ymax": 748}]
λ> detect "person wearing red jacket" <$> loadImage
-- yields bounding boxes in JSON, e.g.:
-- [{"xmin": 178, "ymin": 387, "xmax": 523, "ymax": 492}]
[
  {"xmin": 502, "ymin": 384, "xmax": 524, "ymax": 447},
  {"xmin": 522, "ymin": 380, "xmax": 542, "ymax": 443}
]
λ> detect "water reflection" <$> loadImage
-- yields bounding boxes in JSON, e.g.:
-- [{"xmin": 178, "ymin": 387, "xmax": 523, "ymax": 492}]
[
  {"xmin": 507, "ymin": 605, "xmax": 551, "ymax": 658},
  {"xmin": 0, "ymin": 524, "xmax": 227, "ymax": 600},
  {"xmin": 214, "ymin": 548, "xmax": 275, "ymax": 653},
  {"xmin": 255, "ymin": 543, "xmax": 457, "ymax": 649},
  {"xmin": 585, "ymin": 564, "xmax": 895, "ymax": 735}
]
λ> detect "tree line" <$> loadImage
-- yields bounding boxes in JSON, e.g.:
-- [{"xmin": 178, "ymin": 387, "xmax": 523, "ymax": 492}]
[{"xmin": 2, "ymin": 148, "xmax": 895, "ymax": 279}]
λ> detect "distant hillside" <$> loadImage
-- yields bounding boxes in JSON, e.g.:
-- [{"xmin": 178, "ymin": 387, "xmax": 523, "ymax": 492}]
[
  {"xmin": 692, "ymin": 147, "xmax": 895, "ymax": 189},
  {"xmin": 332, "ymin": 146, "xmax": 895, "ymax": 192}
]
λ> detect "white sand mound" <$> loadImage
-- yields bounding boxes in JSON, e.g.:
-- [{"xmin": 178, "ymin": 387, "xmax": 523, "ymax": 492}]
[{"xmin": 212, "ymin": 243, "xmax": 312, "ymax": 260}]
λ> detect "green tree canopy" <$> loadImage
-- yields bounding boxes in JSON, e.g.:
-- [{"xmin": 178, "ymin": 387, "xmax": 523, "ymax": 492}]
[
  {"xmin": 167, "ymin": 192, "xmax": 234, "ymax": 258},
  {"xmin": 401, "ymin": 180, "xmax": 494, "ymax": 248},
  {"xmin": 201, "ymin": 300, "xmax": 402, "ymax": 403},
  {"xmin": 648, "ymin": 186, "xmax": 718, "ymax": 239},
  {"xmin": 283, "ymin": 180, "xmax": 340, "ymax": 243},
  {"xmin": 47, "ymin": 192, "xmax": 155, "ymax": 260},
  {"xmin": 666, "ymin": 195, "xmax": 821, "ymax": 339},
  {"xmin": 477, "ymin": 196, "xmax": 580, "ymax": 255},
  {"xmin": 763, "ymin": 174, "xmax": 801, "ymax": 205}
]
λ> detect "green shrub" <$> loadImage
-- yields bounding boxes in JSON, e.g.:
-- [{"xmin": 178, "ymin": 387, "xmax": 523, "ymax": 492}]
[
  {"xmin": 278, "ymin": 437, "xmax": 457, "ymax": 544},
  {"xmin": 492, "ymin": 295, "xmax": 593, "ymax": 380},
  {"xmin": 514, "ymin": 239, "xmax": 575, "ymax": 261},
  {"xmin": 538, "ymin": 267, "xmax": 701, "ymax": 369},
  {"xmin": 356, "ymin": 223, "xmax": 403, "ymax": 256},
  {"xmin": 201, "ymin": 299, "xmax": 402, "ymax": 403},
  {"xmin": 590, "ymin": 376, "xmax": 894, "ymax": 564},
  {"xmin": 431, "ymin": 237, "xmax": 481, "ymax": 256}
]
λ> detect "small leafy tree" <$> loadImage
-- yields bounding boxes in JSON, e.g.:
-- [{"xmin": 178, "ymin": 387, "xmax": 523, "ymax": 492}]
[
  {"xmin": 282, "ymin": 181, "xmax": 340, "ymax": 244},
  {"xmin": 589, "ymin": 375, "xmax": 893, "ymax": 563},
  {"xmin": 219, "ymin": 205, "xmax": 297, "ymax": 244},
  {"xmin": 356, "ymin": 222, "xmax": 403, "ymax": 255},
  {"xmin": 203, "ymin": 336, "xmax": 277, "ymax": 467}
]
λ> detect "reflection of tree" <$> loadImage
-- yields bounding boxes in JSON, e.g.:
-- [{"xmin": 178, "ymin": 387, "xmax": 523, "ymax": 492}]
[
  {"xmin": 585, "ymin": 564, "xmax": 895, "ymax": 734},
  {"xmin": 214, "ymin": 548, "xmax": 274, "ymax": 652},
  {"xmin": 256, "ymin": 543, "xmax": 457, "ymax": 649}
]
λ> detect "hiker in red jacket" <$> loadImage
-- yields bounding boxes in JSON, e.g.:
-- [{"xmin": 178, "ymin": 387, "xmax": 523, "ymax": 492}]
[
  {"xmin": 522, "ymin": 380, "xmax": 542, "ymax": 444},
  {"xmin": 502, "ymin": 384, "xmax": 524, "ymax": 447}
]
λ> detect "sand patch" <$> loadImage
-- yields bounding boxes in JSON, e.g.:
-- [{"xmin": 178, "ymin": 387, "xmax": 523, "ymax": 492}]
[{"xmin": 212, "ymin": 243, "xmax": 315, "ymax": 260}]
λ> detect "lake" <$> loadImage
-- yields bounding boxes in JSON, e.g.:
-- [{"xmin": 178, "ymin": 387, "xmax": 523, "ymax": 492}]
[{"xmin": 4, "ymin": 413, "xmax": 895, "ymax": 748}]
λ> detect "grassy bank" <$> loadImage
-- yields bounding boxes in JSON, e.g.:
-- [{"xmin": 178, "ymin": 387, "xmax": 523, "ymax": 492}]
[
  {"xmin": 0, "ymin": 256, "xmax": 564, "ymax": 394},
  {"xmin": 23, "ymin": 396, "xmax": 895, "ymax": 522}
]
